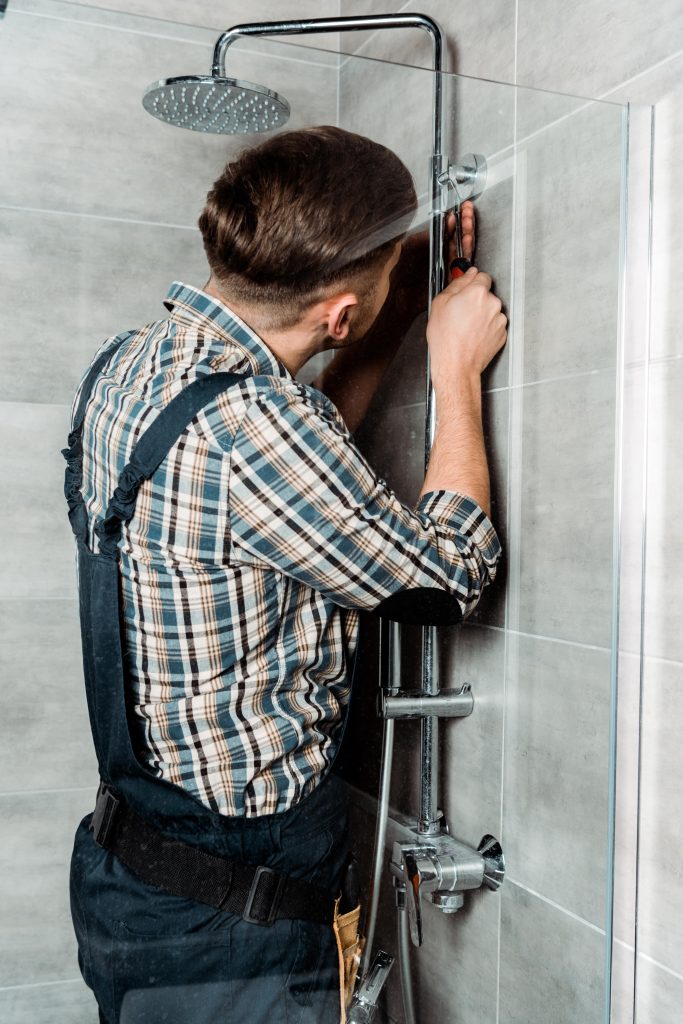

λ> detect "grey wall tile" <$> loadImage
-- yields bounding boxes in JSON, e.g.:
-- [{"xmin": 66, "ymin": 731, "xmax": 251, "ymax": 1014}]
[
  {"xmin": 0, "ymin": 8, "xmax": 337, "ymax": 223},
  {"xmin": 613, "ymin": 654, "xmax": 640, "ymax": 947},
  {"xmin": 0, "ymin": 208, "xmax": 207, "ymax": 405},
  {"xmin": 63, "ymin": 0, "xmax": 342, "ymax": 46},
  {"xmin": 619, "ymin": 367, "xmax": 648, "ymax": 658},
  {"xmin": 0, "ymin": 789, "xmax": 95, "ymax": 987},
  {"xmin": 468, "ymin": 388, "xmax": 509, "ymax": 629},
  {"xmin": 636, "ymin": 657, "xmax": 683, "ymax": 976},
  {"xmin": 513, "ymin": 99, "xmax": 624, "ymax": 384},
  {"xmin": 508, "ymin": 370, "xmax": 616, "ymax": 647},
  {"xmin": 608, "ymin": 57, "xmax": 683, "ymax": 363},
  {"xmin": 340, "ymin": 0, "xmax": 516, "ymax": 83},
  {"xmin": 643, "ymin": 360, "xmax": 683, "ymax": 662},
  {"xmin": 612, "ymin": 939, "xmax": 636, "ymax": 1024},
  {"xmin": 634, "ymin": 954, "xmax": 683, "ymax": 1024},
  {"xmin": 499, "ymin": 882, "xmax": 606, "ymax": 1024},
  {"xmin": 354, "ymin": 400, "xmax": 427, "ymax": 507},
  {"xmin": 339, "ymin": 52, "xmax": 434, "ymax": 204},
  {"xmin": 0, "ymin": 403, "xmax": 75, "ymax": 600},
  {"xmin": 516, "ymin": 0, "xmax": 683, "ymax": 97},
  {"xmin": 503, "ymin": 634, "xmax": 611, "ymax": 927},
  {"xmin": 440, "ymin": 624, "xmax": 504, "ymax": 844},
  {"xmin": 0, "ymin": 597, "xmax": 78, "ymax": 646},
  {"xmin": 0, "ymin": 978, "xmax": 99, "ymax": 1024},
  {"xmin": 0, "ymin": 604, "xmax": 98, "ymax": 793}
]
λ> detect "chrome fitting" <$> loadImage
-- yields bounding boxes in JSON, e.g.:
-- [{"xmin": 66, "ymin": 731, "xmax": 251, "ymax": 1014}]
[{"xmin": 381, "ymin": 683, "xmax": 474, "ymax": 720}]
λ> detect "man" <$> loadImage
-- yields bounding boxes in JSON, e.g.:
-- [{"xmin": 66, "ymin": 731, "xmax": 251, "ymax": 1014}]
[{"xmin": 65, "ymin": 126, "xmax": 506, "ymax": 1024}]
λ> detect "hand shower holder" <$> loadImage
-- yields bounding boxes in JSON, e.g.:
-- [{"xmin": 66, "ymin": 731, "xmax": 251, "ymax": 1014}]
[
  {"xmin": 438, "ymin": 153, "xmax": 488, "ymax": 203},
  {"xmin": 380, "ymin": 682, "xmax": 474, "ymax": 719}
]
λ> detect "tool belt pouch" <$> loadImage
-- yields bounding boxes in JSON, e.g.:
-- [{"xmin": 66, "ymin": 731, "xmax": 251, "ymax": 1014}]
[
  {"xmin": 334, "ymin": 853, "xmax": 365, "ymax": 1019},
  {"xmin": 333, "ymin": 897, "xmax": 364, "ymax": 1023}
]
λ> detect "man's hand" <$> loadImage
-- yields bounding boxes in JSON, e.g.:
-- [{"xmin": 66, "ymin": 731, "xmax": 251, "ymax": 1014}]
[
  {"xmin": 427, "ymin": 267, "xmax": 507, "ymax": 385},
  {"xmin": 387, "ymin": 201, "xmax": 477, "ymax": 324}
]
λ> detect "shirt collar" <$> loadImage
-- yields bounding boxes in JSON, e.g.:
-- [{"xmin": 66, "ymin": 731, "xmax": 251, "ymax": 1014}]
[{"xmin": 163, "ymin": 281, "xmax": 289, "ymax": 379}]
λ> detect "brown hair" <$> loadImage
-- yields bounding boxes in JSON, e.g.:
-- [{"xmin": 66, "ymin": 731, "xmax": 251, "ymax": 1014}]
[{"xmin": 198, "ymin": 126, "xmax": 417, "ymax": 329}]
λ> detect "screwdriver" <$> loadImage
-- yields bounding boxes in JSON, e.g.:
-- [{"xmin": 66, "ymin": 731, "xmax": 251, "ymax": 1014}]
[{"xmin": 449, "ymin": 202, "xmax": 473, "ymax": 280}]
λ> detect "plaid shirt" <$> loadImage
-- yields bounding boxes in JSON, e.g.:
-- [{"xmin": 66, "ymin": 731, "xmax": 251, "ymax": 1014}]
[{"xmin": 74, "ymin": 281, "xmax": 501, "ymax": 817}]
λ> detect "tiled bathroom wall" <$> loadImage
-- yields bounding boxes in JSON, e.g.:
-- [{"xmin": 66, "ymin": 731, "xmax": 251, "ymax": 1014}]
[
  {"xmin": 0, "ymin": 2, "xmax": 339, "ymax": 1020},
  {"xmin": 337, "ymin": 3, "xmax": 683, "ymax": 1023},
  {"xmin": 2, "ymin": 1, "xmax": 681, "ymax": 1023}
]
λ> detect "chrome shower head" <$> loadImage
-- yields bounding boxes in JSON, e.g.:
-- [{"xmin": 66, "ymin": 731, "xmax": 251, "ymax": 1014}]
[{"xmin": 142, "ymin": 75, "xmax": 290, "ymax": 134}]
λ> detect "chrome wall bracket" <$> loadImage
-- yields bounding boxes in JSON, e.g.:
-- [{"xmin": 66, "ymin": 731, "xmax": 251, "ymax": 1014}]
[
  {"xmin": 438, "ymin": 153, "xmax": 488, "ymax": 203},
  {"xmin": 390, "ymin": 832, "xmax": 505, "ymax": 947},
  {"xmin": 381, "ymin": 682, "xmax": 474, "ymax": 720}
]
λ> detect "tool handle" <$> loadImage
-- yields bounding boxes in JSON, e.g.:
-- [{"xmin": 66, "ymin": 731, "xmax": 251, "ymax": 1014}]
[{"xmin": 450, "ymin": 257, "xmax": 471, "ymax": 280}]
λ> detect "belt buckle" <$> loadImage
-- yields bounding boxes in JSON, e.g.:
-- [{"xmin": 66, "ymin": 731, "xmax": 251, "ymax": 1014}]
[
  {"xmin": 242, "ymin": 865, "xmax": 285, "ymax": 926},
  {"xmin": 90, "ymin": 781, "xmax": 120, "ymax": 847}
]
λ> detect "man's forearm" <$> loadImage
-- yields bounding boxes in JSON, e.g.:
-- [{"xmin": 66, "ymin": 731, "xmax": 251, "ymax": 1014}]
[{"xmin": 419, "ymin": 373, "xmax": 491, "ymax": 518}]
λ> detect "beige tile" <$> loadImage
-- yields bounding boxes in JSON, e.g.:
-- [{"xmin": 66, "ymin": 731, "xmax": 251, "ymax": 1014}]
[
  {"xmin": 499, "ymin": 882, "xmax": 606, "ymax": 1024},
  {"xmin": 0, "ymin": 789, "xmax": 95, "ymax": 987},
  {"xmin": 516, "ymin": 0, "xmax": 683, "ymax": 97},
  {"xmin": 0, "ymin": 208, "xmax": 207, "ymax": 405},
  {"xmin": 0, "ymin": 8, "xmax": 337, "ymax": 223},
  {"xmin": 642, "ymin": 360, "xmax": 683, "ymax": 662},
  {"xmin": 636, "ymin": 657, "xmax": 683, "ymax": 976},
  {"xmin": 503, "ymin": 634, "xmax": 612, "ymax": 927}
]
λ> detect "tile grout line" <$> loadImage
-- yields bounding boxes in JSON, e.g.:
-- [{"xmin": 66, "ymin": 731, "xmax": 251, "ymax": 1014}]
[
  {"xmin": 0, "ymin": 977, "xmax": 84, "ymax": 992},
  {"xmin": 471, "ymin": 622, "xmax": 613, "ymax": 654},
  {"xmin": 506, "ymin": 877, "xmax": 606, "ymax": 936},
  {"xmin": 0, "ymin": 786, "xmax": 93, "ymax": 798},
  {"xmin": 0, "ymin": 202, "xmax": 197, "ymax": 231}
]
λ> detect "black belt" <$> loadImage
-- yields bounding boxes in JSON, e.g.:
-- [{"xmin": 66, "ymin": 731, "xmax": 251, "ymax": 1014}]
[{"xmin": 89, "ymin": 782, "xmax": 337, "ymax": 927}]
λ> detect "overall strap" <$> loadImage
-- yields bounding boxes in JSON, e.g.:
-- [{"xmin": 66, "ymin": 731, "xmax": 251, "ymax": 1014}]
[
  {"xmin": 62, "ymin": 332, "xmax": 137, "ymax": 543},
  {"xmin": 95, "ymin": 372, "xmax": 245, "ymax": 559}
]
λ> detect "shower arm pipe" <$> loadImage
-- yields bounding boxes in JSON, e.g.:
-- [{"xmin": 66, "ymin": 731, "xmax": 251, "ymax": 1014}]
[{"xmin": 211, "ymin": 14, "xmax": 446, "ymax": 200}]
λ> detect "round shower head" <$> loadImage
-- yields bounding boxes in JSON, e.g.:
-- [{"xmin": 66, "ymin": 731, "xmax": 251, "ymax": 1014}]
[{"xmin": 142, "ymin": 75, "xmax": 291, "ymax": 134}]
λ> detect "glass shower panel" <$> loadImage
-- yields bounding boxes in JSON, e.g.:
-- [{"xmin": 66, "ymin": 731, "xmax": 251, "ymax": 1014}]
[
  {"xmin": 0, "ymin": 6, "xmax": 635, "ymax": 1023},
  {"xmin": 329, "ymin": 46, "xmax": 630, "ymax": 1024}
]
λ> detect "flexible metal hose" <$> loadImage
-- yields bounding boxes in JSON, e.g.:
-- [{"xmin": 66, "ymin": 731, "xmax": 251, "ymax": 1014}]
[
  {"xmin": 361, "ymin": 715, "xmax": 395, "ymax": 979},
  {"xmin": 398, "ymin": 904, "xmax": 417, "ymax": 1024}
]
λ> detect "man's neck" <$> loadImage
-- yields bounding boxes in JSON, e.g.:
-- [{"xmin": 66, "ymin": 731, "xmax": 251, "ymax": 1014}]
[{"xmin": 202, "ymin": 278, "xmax": 325, "ymax": 376}]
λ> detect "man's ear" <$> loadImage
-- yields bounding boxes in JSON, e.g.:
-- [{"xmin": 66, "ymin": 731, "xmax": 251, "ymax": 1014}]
[{"xmin": 316, "ymin": 292, "xmax": 359, "ymax": 341}]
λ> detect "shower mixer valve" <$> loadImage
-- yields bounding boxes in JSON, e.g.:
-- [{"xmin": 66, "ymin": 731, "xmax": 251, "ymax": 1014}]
[{"xmin": 390, "ymin": 833, "xmax": 505, "ymax": 947}]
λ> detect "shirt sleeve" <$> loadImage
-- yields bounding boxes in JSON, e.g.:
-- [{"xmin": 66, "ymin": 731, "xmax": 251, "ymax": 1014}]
[{"xmin": 228, "ymin": 383, "xmax": 501, "ymax": 622}]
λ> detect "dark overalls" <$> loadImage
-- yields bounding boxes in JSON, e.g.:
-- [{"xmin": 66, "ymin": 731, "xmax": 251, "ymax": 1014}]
[{"xmin": 63, "ymin": 337, "xmax": 351, "ymax": 1024}]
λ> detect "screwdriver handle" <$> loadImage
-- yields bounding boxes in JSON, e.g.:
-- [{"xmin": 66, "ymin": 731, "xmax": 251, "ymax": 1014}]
[{"xmin": 450, "ymin": 257, "xmax": 472, "ymax": 280}]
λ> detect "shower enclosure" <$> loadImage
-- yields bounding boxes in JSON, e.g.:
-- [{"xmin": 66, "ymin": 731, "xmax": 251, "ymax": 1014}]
[{"xmin": 0, "ymin": 2, "xmax": 651, "ymax": 1022}]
